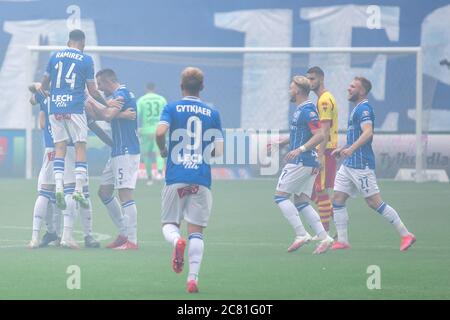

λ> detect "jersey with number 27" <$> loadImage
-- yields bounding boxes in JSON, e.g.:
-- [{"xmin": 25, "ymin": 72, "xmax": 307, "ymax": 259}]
[
  {"xmin": 159, "ymin": 96, "xmax": 223, "ymax": 189},
  {"xmin": 45, "ymin": 48, "xmax": 94, "ymax": 115},
  {"xmin": 343, "ymin": 99, "xmax": 376, "ymax": 170}
]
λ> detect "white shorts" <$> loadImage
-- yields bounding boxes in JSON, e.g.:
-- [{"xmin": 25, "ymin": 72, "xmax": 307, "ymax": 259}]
[
  {"xmin": 100, "ymin": 154, "xmax": 140, "ymax": 189},
  {"xmin": 334, "ymin": 165, "xmax": 380, "ymax": 198},
  {"xmin": 161, "ymin": 183, "xmax": 213, "ymax": 227},
  {"xmin": 49, "ymin": 113, "xmax": 88, "ymax": 143},
  {"xmin": 37, "ymin": 147, "xmax": 76, "ymax": 190},
  {"xmin": 276, "ymin": 163, "xmax": 318, "ymax": 197}
]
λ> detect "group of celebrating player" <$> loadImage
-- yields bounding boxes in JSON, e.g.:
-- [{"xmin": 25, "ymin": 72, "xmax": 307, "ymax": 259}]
[
  {"xmin": 27, "ymin": 29, "xmax": 416, "ymax": 293},
  {"xmin": 272, "ymin": 69, "xmax": 416, "ymax": 255}
]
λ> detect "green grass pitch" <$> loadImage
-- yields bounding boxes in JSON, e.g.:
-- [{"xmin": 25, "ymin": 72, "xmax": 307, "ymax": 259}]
[{"xmin": 0, "ymin": 178, "xmax": 449, "ymax": 300}]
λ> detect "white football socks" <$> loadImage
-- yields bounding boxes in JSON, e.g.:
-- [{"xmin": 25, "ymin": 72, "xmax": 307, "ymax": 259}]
[
  {"xmin": 122, "ymin": 201, "xmax": 137, "ymax": 244},
  {"xmin": 53, "ymin": 158, "xmax": 65, "ymax": 192},
  {"xmin": 188, "ymin": 233, "xmax": 204, "ymax": 282},
  {"xmin": 62, "ymin": 194, "xmax": 77, "ymax": 242},
  {"xmin": 275, "ymin": 196, "xmax": 307, "ymax": 237},
  {"xmin": 80, "ymin": 198, "xmax": 93, "ymax": 237},
  {"xmin": 162, "ymin": 224, "xmax": 181, "ymax": 247},
  {"xmin": 376, "ymin": 202, "xmax": 410, "ymax": 237},
  {"xmin": 74, "ymin": 162, "xmax": 87, "ymax": 194},
  {"xmin": 297, "ymin": 202, "xmax": 327, "ymax": 240},
  {"xmin": 52, "ymin": 204, "xmax": 63, "ymax": 237},
  {"xmin": 45, "ymin": 198, "xmax": 55, "ymax": 234},
  {"xmin": 32, "ymin": 193, "xmax": 50, "ymax": 242},
  {"xmin": 103, "ymin": 196, "xmax": 127, "ymax": 237},
  {"xmin": 333, "ymin": 204, "xmax": 349, "ymax": 243}
]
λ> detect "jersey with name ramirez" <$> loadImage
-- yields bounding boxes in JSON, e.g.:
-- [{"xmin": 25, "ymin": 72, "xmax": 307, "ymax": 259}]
[
  {"xmin": 343, "ymin": 99, "xmax": 376, "ymax": 170},
  {"xmin": 159, "ymin": 97, "xmax": 223, "ymax": 189},
  {"xmin": 35, "ymin": 92, "xmax": 74, "ymax": 148},
  {"xmin": 289, "ymin": 100, "xmax": 321, "ymax": 167},
  {"xmin": 110, "ymin": 86, "xmax": 140, "ymax": 157},
  {"xmin": 45, "ymin": 48, "xmax": 94, "ymax": 115}
]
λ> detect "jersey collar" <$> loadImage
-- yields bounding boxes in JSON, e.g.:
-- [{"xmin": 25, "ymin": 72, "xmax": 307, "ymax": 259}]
[
  {"xmin": 183, "ymin": 96, "xmax": 201, "ymax": 102},
  {"xmin": 355, "ymin": 99, "xmax": 369, "ymax": 108},
  {"xmin": 296, "ymin": 99, "xmax": 312, "ymax": 109},
  {"xmin": 67, "ymin": 47, "xmax": 81, "ymax": 52},
  {"xmin": 113, "ymin": 84, "xmax": 125, "ymax": 94}
]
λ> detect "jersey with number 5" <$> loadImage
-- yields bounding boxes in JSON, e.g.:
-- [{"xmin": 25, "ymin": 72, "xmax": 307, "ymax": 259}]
[
  {"xmin": 159, "ymin": 96, "xmax": 223, "ymax": 189},
  {"xmin": 45, "ymin": 48, "xmax": 95, "ymax": 115}
]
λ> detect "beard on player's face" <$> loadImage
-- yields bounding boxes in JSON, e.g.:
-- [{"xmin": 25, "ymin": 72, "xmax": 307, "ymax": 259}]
[
  {"xmin": 310, "ymin": 80, "xmax": 319, "ymax": 91},
  {"xmin": 348, "ymin": 90, "xmax": 359, "ymax": 102}
]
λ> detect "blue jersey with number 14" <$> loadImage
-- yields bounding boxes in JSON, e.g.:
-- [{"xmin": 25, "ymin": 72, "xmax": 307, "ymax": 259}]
[
  {"xmin": 159, "ymin": 96, "xmax": 223, "ymax": 189},
  {"xmin": 45, "ymin": 48, "xmax": 95, "ymax": 115}
]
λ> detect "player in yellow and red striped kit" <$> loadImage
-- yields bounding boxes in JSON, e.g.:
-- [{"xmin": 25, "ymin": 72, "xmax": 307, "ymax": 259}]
[{"xmin": 307, "ymin": 67, "xmax": 338, "ymax": 232}]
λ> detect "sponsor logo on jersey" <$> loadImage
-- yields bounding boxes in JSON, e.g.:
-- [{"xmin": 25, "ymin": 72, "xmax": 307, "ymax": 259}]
[
  {"xmin": 52, "ymin": 94, "xmax": 73, "ymax": 108},
  {"xmin": 177, "ymin": 153, "xmax": 202, "ymax": 169}
]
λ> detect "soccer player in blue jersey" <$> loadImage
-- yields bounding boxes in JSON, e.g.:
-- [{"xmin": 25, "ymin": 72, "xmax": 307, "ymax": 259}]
[
  {"xmin": 28, "ymin": 83, "xmax": 102, "ymax": 249},
  {"xmin": 331, "ymin": 77, "xmax": 416, "ymax": 251},
  {"xmin": 39, "ymin": 29, "xmax": 108, "ymax": 210},
  {"xmin": 271, "ymin": 76, "xmax": 334, "ymax": 255},
  {"xmin": 156, "ymin": 67, "xmax": 224, "ymax": 293},
  {"xmin": 89, "ymin": 69, "xmax": 140, "ymax": 250}
]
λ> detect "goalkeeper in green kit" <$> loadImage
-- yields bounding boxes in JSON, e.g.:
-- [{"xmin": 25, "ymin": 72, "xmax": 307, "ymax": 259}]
[{"xmin": 137, "ymin": 82, "xmax": 167, "ymax": 185}]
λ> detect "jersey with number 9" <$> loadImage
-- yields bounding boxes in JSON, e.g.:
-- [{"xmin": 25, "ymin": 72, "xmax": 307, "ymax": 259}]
[
  {"xmin": 159, "ymin": 96, "xmax": 223, "ymax": 189},
  {"xmin": 45, "ymin": 48, "xmax": 95, "ymax": 115}
]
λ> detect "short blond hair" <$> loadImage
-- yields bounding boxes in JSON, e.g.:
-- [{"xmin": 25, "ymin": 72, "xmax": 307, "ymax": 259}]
[
  {"xmin": 181, "ymin": 67, "xmax": 204, "ymax": 93},
  {"xmin": 292, "ymin": 75, "xmax": 311, "ymax": 95}
]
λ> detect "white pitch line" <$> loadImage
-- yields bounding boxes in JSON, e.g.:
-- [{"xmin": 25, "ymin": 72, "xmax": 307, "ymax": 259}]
[{"xmin": 0, "ymin": 225, "xmax": 111, "ymax": 248}]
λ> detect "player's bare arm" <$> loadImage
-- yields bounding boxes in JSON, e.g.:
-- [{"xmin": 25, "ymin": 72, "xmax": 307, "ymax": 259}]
[
  {"xmin": 28, "ymin": 82, "xmax": 48, "ymax": 99},
  {"xmin": 116, "ymin": 108, "xmax": 136, "ymax": 120},
  {"xmin": 285, "ymin": 127, "xmax": 324, "ymax": 161},
  {"xmin": 88, "ymin": 97, "xmax": 123, "ymax": 122},
  {"xmin": 268, "ymin": 136, "xmax": 289, "ymax": 153},
  {"xmin": 341, "ymin": 122, "xmax": 373, "ymax": 158},
  {"xmin": 86, "ymin": 81, "xmax": 109, "ymax": 106},
  {"xmin": 331, "ymin": 146, "xmax": 346, "ymax": 159},
  {"xmin": 155, "ymin": 123, "xmax": 169, "ymax": 158},
  {"xmin": 39, "ymin": 75, "xmax": 50, "ymax": 95}
]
